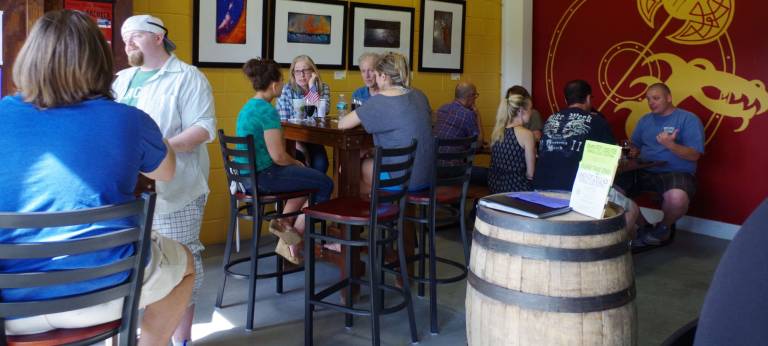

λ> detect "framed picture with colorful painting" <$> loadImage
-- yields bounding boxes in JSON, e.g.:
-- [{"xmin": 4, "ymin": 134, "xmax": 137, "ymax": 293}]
[
  {"xmin": 193, "ymin": 0, "xmax": 268, "ymax": 68},
  {"xmin": 269, "ymin": 0, "xmax": 348, "ymax": 69},
  {"xmin": 418, "ymin": 0, "xmax": 465, "ymax": 73},
  {"xmin": 348, "ymin": 3, "xmax": 414, "ymax": 70}
]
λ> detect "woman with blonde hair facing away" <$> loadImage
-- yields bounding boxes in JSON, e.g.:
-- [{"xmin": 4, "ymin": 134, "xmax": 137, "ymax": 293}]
[
  {"xmin": 275, "ymin": 55, "xmax": 330, "ymax": 173},
  {"xmin": 236, "ymin": 58, "xmax": 333, "ymax": 264},
  {"xmin": 488, "ymin": 94, "xmax": 536, "ymax": 193},
  {"xmin": 338, "ymin": 52, "xmax": 434, "ymax": 194}
]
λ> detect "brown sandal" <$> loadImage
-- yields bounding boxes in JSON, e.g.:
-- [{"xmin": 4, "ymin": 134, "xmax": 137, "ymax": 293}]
[
  {"xmin": 275, "ymin": 239, "xmax": 302, "ymax": 265},
  {"xmin": 269, "ymin": 220, "xmax": 302, "ymax": 246}
]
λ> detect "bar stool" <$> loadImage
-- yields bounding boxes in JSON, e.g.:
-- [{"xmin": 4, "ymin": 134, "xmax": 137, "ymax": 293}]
[
  {"xmin": 303, "ymin": 141, "xmax": 419, "ymax": 346},
  {"xmin": 216, "ymin": 130, "xmax": 315, "ymax": 330},
  {"xmin": 405, "ymin": 135, "xmax": 477, "ymax": 334}
]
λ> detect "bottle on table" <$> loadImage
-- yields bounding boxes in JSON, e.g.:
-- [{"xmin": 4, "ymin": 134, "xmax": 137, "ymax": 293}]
[{"xmin": 336, "ymin": 94, "xmax": 348, "ymax": 117}]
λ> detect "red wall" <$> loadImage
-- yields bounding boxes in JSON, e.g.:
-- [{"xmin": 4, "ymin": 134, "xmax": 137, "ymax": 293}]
[{"xmin": 532, "ymin": 0, "xmax": 768, "ymax": 224}]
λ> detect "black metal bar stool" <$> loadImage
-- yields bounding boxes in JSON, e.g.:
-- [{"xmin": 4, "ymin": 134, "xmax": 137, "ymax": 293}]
[
  {"xmin": 216, "ymin": 130, "xmax": 315, "ymax": 330},
  {"xmin": 405, "ymin": 135, "xmax": 477, "ymax": 334},
  {"xmin": 303, "ymin": 141, "xmax": 419, "ymax": 346}
]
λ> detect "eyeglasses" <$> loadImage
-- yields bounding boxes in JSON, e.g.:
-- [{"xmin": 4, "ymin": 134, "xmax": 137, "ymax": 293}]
[{"xmin": 293, "ymin": 69, "xmax": 313, "ymax": 76}]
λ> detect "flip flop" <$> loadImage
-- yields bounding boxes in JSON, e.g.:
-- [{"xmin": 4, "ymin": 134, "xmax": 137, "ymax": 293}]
[
  {"xmin": 275, "ymin": 239, "xmax": 302, "ymax": 265},
  {"xmin": 269, "ymin": 220, "xmax": 302, "ymax": 246}
]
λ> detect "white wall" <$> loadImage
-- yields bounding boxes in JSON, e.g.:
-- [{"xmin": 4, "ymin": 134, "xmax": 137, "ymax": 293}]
[{"xmin": 501, "ymin": 0, "xmax": 533, "ymax": 94}]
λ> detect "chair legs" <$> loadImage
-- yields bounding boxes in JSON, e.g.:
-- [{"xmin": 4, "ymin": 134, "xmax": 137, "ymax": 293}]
[
  {"xmin": 458, "ymin": 198, "xmax": 471, "ymax": 266},
  {"xmin": 417, "ymin": 205, "xmax": 427, "ymax": 297},
  {"xmin": 245, "ymin": 205, "xmax": 264, "ymax": 331},
  {"xmin": 344, "ymin": 224, "xmax": 354, "ymax": 328},
  {"xmin": 413, "ymin": 201, "xmax": 472, "ymax": 335},
  {"xmin": 304, "ymin": 217, "xmax": 317, "ymax": 346},
  {"xmin": 396, "ymin": 223, "xmax": 420, "ymax": 343},
  {"xmin": 427, "ymin": 204, "xmax": 439, "ymax": 334},
  {"xmin": 215, "ymin": 206, "xmax": 239, "ymax": 308},
  {"xmin": 304, "ymin": 219, "xmax": 419, "ymax": 345},
  {"xmin": 218, "ymin": 201, "xmax": 303, "ymax": 331},
  {"xmin": 367, "ymin": 227, "xmax": 381, "ymax": 346}
]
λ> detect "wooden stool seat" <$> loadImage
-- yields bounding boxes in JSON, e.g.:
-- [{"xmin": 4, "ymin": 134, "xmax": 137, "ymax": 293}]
[
  {"xmin": 406, "ymin": 186, "xmax": 462, "ymax": 204},
  {"xmin": 303, "ymin": 197, "xmax": 399, "ymax": 224}
]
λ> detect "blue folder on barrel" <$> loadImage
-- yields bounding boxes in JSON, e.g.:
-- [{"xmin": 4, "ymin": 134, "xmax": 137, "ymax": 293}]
[{"xmin": 479, "ymin": 192, "xmax": 572, "ymax": 219}]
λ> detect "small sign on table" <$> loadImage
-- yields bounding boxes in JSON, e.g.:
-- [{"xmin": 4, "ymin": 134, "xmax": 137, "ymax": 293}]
[{"xmin": 570, "ymin": 140, "xmax": 622, "ymax": 219}]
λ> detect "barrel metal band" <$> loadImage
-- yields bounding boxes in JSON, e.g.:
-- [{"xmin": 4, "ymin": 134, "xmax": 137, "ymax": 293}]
[
  {"xmin": 477, "ymin": 206, "xmax": 626, "ymax": 236},
  {"xmin": 467, "ymin": 271, "xmax": 636, "ymax": 313},
  {"xmin": 473, "ymin": 230, "xmax": 629, "ymax": 262}
]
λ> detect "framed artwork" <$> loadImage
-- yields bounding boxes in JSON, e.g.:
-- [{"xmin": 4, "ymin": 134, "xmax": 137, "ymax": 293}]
[
  {"xmin": 64, "ymin": 0, "xmax": 114, "ymax": 45},
  {"xmin": 348, "ymin": 3, "xmax": 414, "ymax": 70},
  {"xmin": 269, "ymin": 0, "xmax": 348, "ymax": 69},
  {"xmin": 418, "ymin": 0, "xmax": 466, "ymax": 73},
  {"xmin": 193, "ymin": 0, "xmax": 268, "ymax": 68}
]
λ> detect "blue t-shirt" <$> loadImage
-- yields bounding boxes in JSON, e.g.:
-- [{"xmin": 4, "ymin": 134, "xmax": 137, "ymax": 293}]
[
  {"xmin": 352, "ymin": 86, "xmax": 372, "ymax": 104},
  {"xmin": 631, "ymin": 108, "xmax": 704, "ymax": 174},
  {"xmin": 0, "ymin": 95, "xmax": 166, "ymax": 302}
]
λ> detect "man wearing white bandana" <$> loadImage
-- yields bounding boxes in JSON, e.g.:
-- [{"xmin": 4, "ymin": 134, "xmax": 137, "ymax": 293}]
[{"xmin": 112, "ymin": 14, "xmax": 216, "ymax": 345}]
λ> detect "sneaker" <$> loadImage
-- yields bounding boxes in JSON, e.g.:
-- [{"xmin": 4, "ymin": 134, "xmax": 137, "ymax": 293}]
[
  {"xmin": 630, "ymin": 229, "xmax": 650, "ymax": 250},
  {"xmin": 643, "ymin": 224, "xmax": 671, "ymax": 246}
]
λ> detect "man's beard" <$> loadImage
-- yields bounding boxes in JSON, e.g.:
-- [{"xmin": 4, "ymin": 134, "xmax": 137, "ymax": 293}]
[{"xmin": 127, "ymin": 50, "xmax": 144, "ymax": 67}]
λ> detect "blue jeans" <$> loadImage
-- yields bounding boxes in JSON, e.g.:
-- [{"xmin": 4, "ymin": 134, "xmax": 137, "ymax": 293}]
[
  {"xmin": 256, "ymin": 164, "xmax": 333, "ymax": 204},
  {"xmin": 295, "ymin": 143, "xmax": 329, "ymax": 174}
]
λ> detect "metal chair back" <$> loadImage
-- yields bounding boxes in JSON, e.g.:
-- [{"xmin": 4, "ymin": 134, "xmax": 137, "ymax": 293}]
[{"xmin": 0, "ymin": 193, "xmax": 157, "ymax": 346}]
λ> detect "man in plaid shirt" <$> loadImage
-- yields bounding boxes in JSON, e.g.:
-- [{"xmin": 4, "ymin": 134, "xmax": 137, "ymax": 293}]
[{"xmin": 433, "ymin": 82, "xmax": 487, "ymax": 185}]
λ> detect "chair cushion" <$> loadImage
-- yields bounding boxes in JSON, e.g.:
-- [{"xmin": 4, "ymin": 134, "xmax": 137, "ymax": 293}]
[
  {"xmin": 303, "ymin": 197, "xmax": 399, "ymax": 223},
  {"xmin": 406, "ymin": 186, "xmax": 462, "ymax": 204},
  {"xmin": 7, "ymin": 320, "xmax": 121, "ymax": 346}
]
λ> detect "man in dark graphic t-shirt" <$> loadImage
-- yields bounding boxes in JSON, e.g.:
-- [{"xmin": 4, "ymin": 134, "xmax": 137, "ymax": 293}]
[{"xmin": 533, "ymin": 79, "xmax": 615, "ymax": 191}]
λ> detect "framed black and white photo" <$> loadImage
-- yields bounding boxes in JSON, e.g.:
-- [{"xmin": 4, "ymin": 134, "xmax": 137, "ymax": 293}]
[
  {"xmin": 348, "ymin": 3, "xmax": 414, "ymax": 70},
  {"xmin": 418, "ymin": 0, "xmax": 465, "ymax": 73},
  {"xmin": 269, "ymin": 0, "xmax": 348, "ymax": 69},
  {"xmin": 193, "ymin": 0, "xmax": 268, "ymax": 68}
]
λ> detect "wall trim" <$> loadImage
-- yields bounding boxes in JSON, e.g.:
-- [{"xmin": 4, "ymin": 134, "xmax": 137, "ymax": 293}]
[{"xmin": 640, "ymin": 207, "xmax": 740, "ymax": 240}]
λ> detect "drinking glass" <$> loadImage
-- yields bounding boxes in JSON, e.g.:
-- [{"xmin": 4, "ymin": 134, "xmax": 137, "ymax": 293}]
[
  {"xmin": 620, "ymin": 139, "xmax": 631, "ymax": 159},
  {"xmin": 291, "ymin": 98, "xmax": 305, "ymax": 121}
]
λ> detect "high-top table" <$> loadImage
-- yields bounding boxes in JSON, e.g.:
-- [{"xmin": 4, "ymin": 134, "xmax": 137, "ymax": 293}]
[{"xmin": 281, "ymin": 117, "xmax": 373, "ymax": 198}]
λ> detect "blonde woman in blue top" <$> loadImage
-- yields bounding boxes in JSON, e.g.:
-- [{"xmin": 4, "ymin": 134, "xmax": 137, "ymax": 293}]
[
  {"xmin": 275, "ymin": 55, "xmax": 330, "ymax": 173},
  {"xmin": 237, "ymin": 58, "xmax": 333, "ymax": 264}
]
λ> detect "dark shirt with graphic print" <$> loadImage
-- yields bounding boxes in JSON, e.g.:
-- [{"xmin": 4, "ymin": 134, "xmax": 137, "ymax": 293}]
[{"xmin": 532, "ymin": 107, "xmax": 615, "ymax": 191}]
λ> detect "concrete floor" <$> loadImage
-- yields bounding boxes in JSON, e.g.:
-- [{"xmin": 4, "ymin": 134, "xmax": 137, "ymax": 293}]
[{"xmin": 188, "ymin": 228, "xmax": 729, "ymax": 346}]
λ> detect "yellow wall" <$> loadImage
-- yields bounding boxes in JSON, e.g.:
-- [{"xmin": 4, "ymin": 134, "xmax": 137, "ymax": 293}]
[{"xmin": 133, "ymin": 0, "xmax": 502, "ymax": 245}]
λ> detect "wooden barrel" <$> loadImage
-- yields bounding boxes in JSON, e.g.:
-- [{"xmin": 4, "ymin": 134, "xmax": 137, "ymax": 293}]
[{"xmin": 466, "ymin": 193, "xmax": 636, "ymax": 346}]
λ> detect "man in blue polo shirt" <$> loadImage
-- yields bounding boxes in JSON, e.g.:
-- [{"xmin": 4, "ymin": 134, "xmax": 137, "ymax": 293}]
[{"xmin": 621, "ymin": 83, "xmax": 705, "ymax": 245}]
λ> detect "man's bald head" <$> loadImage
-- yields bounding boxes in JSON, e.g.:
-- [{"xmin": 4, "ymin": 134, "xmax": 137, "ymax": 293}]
[
  {"xmin": 455, "ymin": 82, "xmax": 477, "ymax": 100},
  {"xmin": 648, "ymin": 82, "xmax": 672, "ymax": 96}
]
